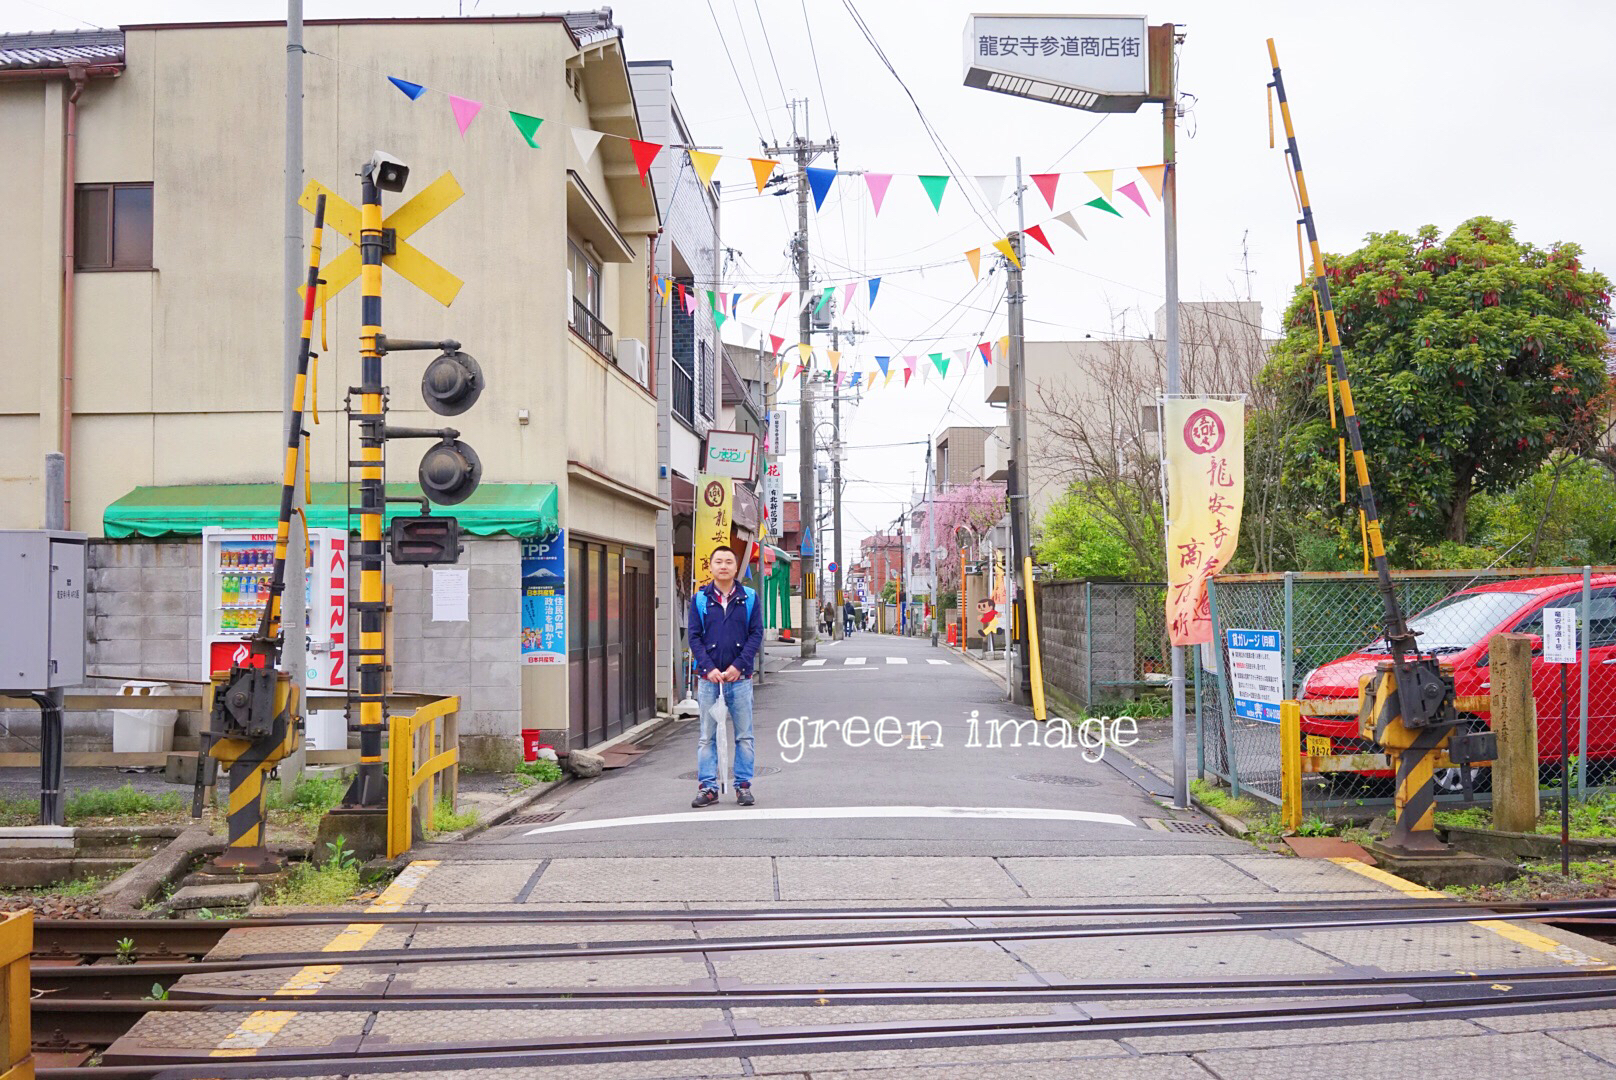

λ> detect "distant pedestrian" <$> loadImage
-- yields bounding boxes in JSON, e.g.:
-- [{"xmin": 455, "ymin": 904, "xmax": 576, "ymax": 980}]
[
  {"xmin": 687, "ymin": 547, "xmax": 763, "ymax": 807},
  {"xmin": 843, "ymin": 599, "xmax": 855, "ymax": 636}
]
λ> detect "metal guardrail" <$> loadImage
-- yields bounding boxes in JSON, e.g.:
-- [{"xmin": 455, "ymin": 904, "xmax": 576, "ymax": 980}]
[
  {"xmin": 571, "ymin": 297, "xmax": 614, "ymax": 359},
  {"xmin": 0, "ymin": 911, "xmax": 30, "ymax": 1079},
  {"xmin": 386, "ymin": 695, "xmax": 461, "ymax": 859}
]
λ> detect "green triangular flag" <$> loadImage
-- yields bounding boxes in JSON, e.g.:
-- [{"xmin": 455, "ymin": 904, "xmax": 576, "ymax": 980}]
[
  {"xmin": 814, "ymin": 286, "xmax": 834, "ymax": 315},
  {"xmin": 713, "ymin": 310, "xmax": 728, "ymax": 329},
  {"xmin": 1085, "ymin": 196, "xmax": 1122, "ymax": 218},
  {"xmin": 706, "ymin": 290, "xmax": 721, "ymax": 311},
  {"xmin": 930, "ymin": 352, "xmax": 949, "ymax": 379},
  {"xmin": 918, "ymin": 174, "xmax": 949, "ymax": 212},
  {"xmin": 509, "ymin": 111, "xmax": 544, "ymax": 148}
]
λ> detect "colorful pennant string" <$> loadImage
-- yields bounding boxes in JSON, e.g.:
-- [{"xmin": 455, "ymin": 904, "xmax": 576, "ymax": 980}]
[
  {"xmin": 749, "ymin": 158, "xmax": 779, "ymax": 193},
  {"xmin": 388, "ymin": 76, "xmax": 426, "ymax": 100},
  {"xmin": 864, "ymin": 173, "xmax": 893, "ymax": 216},
  {"xmin": 509, "ymin": 111, "xmax": 543, "ymax": 148},
  {"xmin": 918, "ymin": 175, "xmax": 950, "ymax": 213},
  {"xmin": 1030, "ymin": 173, "xmax": 1061, "ymax": 210},
  {"xmin": 807, "ymin": 167, "xmax": 838, "ymax": 211},
  {"xmin": 1024, "ymin": 224, "xmax": 1054, "ymax": 254},
  {"xmin": 1117, "ymin": 181, "xmax": 1149, "ymax": 215},
  {"xmin": 992, "ymin": 237, "xmax": 1020, "ymax": 269},
  {"xmin": 965, "ymin": 248, "xmax": 982, "ymax": 281},
  {"xmin": 689, "ymin": 150, "xmax": 722, "ymax": 188},
  {"xmin": 449, "ymin": 94, "xmax": 482, "ymax": 137}
]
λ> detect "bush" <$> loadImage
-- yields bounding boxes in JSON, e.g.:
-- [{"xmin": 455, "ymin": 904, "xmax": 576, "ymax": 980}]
[
  {"xmin": 265, "ymin": 838, "xmax": 361, "ymax": 906},
  {"xmin": 515, "ymin": 759, "xmax": 562, "ymax": 785},
  {"xmin": 65, "ymin": 785, "xmax": 184, "ymax": 822}
]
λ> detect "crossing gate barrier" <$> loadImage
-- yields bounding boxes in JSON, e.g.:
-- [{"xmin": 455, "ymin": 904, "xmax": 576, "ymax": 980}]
[{"xmin": 0, "ymin": 911, "xmax": 30, "ymax": 1079}]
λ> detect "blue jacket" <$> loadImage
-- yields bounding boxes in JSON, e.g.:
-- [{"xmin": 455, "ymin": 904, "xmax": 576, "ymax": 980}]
[{"xmin": 688, "ymin": 582, "xmax": 764, "ymax": 678}]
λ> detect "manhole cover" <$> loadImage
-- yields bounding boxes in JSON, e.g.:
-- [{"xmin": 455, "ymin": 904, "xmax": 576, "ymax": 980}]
[
  {"xmin": 507, "ymin": 811, "xmax": 565, "ymax": 825},
  {"xmin": 1147, "ymin": 818, "xmax": 1222, "ymax": 835},
  {"xmin": 677, "ymin": 766, "xmax": 781, "ymax": 781},
  {"xmin": 1011, "ymin": 773, "xmax": 1100, "ymax": 788}
]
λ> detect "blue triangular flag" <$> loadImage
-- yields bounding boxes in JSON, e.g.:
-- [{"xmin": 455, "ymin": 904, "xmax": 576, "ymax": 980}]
[
  {"xmin": 875, "ymin": 356, "xmax": 891, "ymax": 377},
  {"xmin": 868, "ymin": 277, "xmax": 881, "ymax": 308},
  {"xmin": 849, "ymin": 373, "xmax": 863, "ymax": 386},
  {"xmin": 388, "ymin": 76, "xmax": 426, "ymax": 101},
  {"xmin": 805, "ymin": 167, "xmax": 838, "ymax": 212},
  {"xmin": 731, "ymin": 292, "xmax": 741, "ymax": 314}
]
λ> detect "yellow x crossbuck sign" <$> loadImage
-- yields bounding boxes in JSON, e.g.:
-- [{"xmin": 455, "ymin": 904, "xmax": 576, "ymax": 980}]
[{"xmin": 298, "ymin": 172, "xmax": 464, "ymax": 308}]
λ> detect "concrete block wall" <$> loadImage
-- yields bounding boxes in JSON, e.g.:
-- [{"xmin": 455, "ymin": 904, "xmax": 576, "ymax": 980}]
[{"xmin": 1034, "ymin": 581, "xmax": 1139, "ymax": 714}]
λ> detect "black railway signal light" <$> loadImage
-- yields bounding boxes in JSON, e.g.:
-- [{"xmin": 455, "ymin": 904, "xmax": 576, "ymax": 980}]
[
  {"xmin": 390, "ymin": 514, "xmax": 462, "ymax": 565},
  {"xmin": 422, "ymin": 349, "xmax": 483, "ymax": 416},
  {"xmin": 418, "ymin": 436, "xmax": 482, "ymax": 505}
]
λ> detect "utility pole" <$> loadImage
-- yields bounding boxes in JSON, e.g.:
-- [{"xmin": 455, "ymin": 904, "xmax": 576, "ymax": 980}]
[
  {"xmin": 828, "ymin": 321, "xmax": 863, "ymax": 641},
  {"xmin": 925, "ymin": 442, "xmax": 938, "ymax": 646},
  {"xmin": 1004, "ymin": 158, "xmax": 1031, "ymax": 705},
  {"xmin": 1162, "ymin": 30, "xmax": 1187, "ymax": 811},
  {"xmin": 765, "ymin": 101, "xmax": 836, "ymax": 659},
  {"xmin": 280, "ymin": 0, "xmax": 308, "ymax": 792}
]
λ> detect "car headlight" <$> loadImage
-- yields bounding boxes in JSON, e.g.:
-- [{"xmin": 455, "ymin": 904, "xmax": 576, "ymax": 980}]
[{"xmin": 1299, "ymin": 667, "xmax": 1319, "ymax": 694}]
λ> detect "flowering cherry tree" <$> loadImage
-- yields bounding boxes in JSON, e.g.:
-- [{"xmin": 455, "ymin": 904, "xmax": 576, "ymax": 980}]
[{"xmin": 928, "ymin": 480, "xmax": 1007, "ymax": 592}]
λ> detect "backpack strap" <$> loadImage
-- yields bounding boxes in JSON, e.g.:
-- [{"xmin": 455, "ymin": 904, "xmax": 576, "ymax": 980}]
[
  {"xmin": 742, "ymin": 586, "xmax": 757, "ymax": 624},
  {"xmin": 694, "ymin": 589, "xmax": 709, "ymax": 620}
]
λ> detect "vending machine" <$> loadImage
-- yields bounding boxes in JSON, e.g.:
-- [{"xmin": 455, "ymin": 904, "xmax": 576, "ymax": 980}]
[{"xmin": 200, "ymin": 526, "xmax": 349, "ymax": 694}]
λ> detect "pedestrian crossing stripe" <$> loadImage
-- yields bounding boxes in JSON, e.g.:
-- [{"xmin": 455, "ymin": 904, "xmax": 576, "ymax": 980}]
[
  {"xmin": 927, "ymin": 658, "xmax": 950, "ymax": 665},
  {"xmin": 887, "ymin": 657, "xmax": 908, "ymax": 664},
  {"xmin": 845, "ymin": 657, "xmax": 866, "ymax": 665},
  {"xmin": 788, "ymin": 656, "xmax": 955, "ymax": 669},
  {"xmin": 802, "ymin": 659, "xmax": 827, "ymax": 667}
]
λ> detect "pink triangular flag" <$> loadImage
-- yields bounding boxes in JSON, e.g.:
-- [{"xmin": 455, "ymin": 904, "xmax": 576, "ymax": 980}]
[
  {"xmin": 864, "ymin": 173, "xmax": 893, "ymax": 216},
  {"xmin": 776, "ymin": 291, "xmax": 794, "ymax": 313},
  {"xmin": 841, "ymin": 282, "xmax": 857, "ymax": 312},
  {"xmin": 1118, "ymin": 181, "xmax": 1150, "ymax": 215},
  {"xmin": 769, "ymin": 334, "xmax": 785, "ymax": 355},
  {"xmin": 448, "ymin": 94, "xmax": 482, "ymax": 137},
  {"xmin": 978, "ymin": 342, "xmax": 993, "ymax": 366},
  {"xmin": 1030, "ymin": 173, "xmax": 1060, "ymax": 210}
]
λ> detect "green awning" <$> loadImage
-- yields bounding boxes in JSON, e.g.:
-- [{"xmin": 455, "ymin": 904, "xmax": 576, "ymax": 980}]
[{"xmin": 104, "ymin": 483, "xmax": 559, "ymax": 540}]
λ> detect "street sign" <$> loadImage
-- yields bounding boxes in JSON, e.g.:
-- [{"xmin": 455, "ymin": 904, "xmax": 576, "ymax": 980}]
[
  {"xmin": 963, "ymin": 14, "xmax": 1159, "ymax": 112},
  {"xmin": 828, "ymin": 562, "xmax": 838, "ymax": 574},
  {"xmin": 767, "ymin": 410, "xmax": 788, "ymax": 456},
  {"xmin": 297, "ymin": 172, "xmax": 464, "ymax": 307},
  {"xmin": 762, "ymin": 462, "xmax": 783, "ymax": 541},
  {"xmin": 1544, "ymin": 607, "xmax": 1578, "ymax": 664},
  {"xmin": 703, "ymin": 430, "xmax": 759, "ymax": 482},
  {"xmin": 1226, "ymin": 628, "xmax": 1283, "ymax": 723}
]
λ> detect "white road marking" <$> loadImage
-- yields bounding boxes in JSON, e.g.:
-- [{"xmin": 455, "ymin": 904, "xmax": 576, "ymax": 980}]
[
  {"xmin": 927, "ymin": 658, "xmax": 951, "ymax": 665},
  {"xmin": 886, "ymin": 657, "xmax": 908, "ymax": 665},
  {"xmin": 801, "ymin": 659, "xmax": 827, "ymax": 667},
  {"xmin": 844, "ymin": 656, "xmax": 867, "ymax": 665},
  {"xmin": 526, "ymin": 805, "xmax": 1137, "ymax": 835}
]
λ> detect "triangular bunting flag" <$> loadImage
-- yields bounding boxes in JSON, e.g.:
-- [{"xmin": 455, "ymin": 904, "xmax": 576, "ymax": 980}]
[
  {"xmin": 953, "ymin": 348, "xmax": 970, "ymax": 372},
  {"xmin": 792, "ymin": 364, "xmax": 807, "ymax": 379},
  {"xmin": 965, "ymin": 248, "xmax": 982, "ymax": 280},
  {"xmin": 749, "ymin": 157, "xmax": 779, "ymax": 193},
  {"xmin": 449, "ymin": 94, "xmax": 482, "ymax": 137},
  {"xmin": 630, "ymin": 140, "xmax": 662, "ymax": 185},
  {"xmin": 993, "ymin": 237, "xmax": 1020, "ymax": 269},
  {"xmin": 1030, "ymin": 173, "xmax": 1060, "ymax": 210},
  {"xmin": 683, "ymin": 289, "xmax": 697, "ymax": 314},
  {"xmin": 864, "ymin": 173, "xmax": 893, "ymax": 216},
  {"xmin": 841, "ymin": 282, "xmax": 856, "ymax": 313},
  {"xmin": 903, "ymin": 368, "xmax": 912, "ymax": 387},
  {"xmin": 730, "ymin": 292, "xmax": 741, "ymax": 314},
  {"xmin": 974, "ymin": 175, "xmax": 1006, "ymax": 206},
  {"xmin": 884, "ymin": 367, "xmax": 897, "ymax": 387},
  {"xmin": 1137, "ymin": 164, "xmax": 1166, "ymax": 200},
  {"xmin": 978, "ymin": 342, "xmax": 993, "ymax": 366},
  {"xmin": 806, "ymin": 166, "xmax": 838, "ymax": 211},
  {"xmin": 849, "ymin": 372, "xmax": 863, "ymax": 387},
  {"xmin": 705, "ymin": 290, "xmax": 721, "ymax": 312},
  {"xmin": 875, "ymin": 356, "xmax": 891, "ymax": 378},
  {"xmin": 1053, "ymin": 210, "xmax": 1087, "ymax": 240},
  {"xmin": 741, "ymin": 324, "xmax": 758, "ymax": 347},
  {"xmin": 388, "ymin": 76, "xmax": 426, "ymax": 101},
  {"xmin": 776, "ymin": 292, "xmax": 793, "ymax": 313},
  {"xmin": 1085, "ymin": 196, "xmax": 1123, "ymax": 218},
  {"xmin": 797, "ymin": 343, "xmax": 813, "ymax": 366},
  {"xmin": 902, "ymin": 355, "xmax": 917, "ymax": 375},
  {"xmin": 998, "ymin": 335, "xmax": 1010, "ymax": 359},
  {"xmin": 867, "ymin": 277, "xmax": 882, "ymax": 308},
  {"xmin": 800, "ymin": 292, "xmax": 817, "ymax": 315},
  {"xmin": 828, "ymin": 350, "xmax": 841, "ymax": 374},
  {"xmin": 1084, "ymin": 169, "xmax": 1115, "ymax": 199},
  {"xmin": 509, "ymin": 111, "xmax": 543, "ymax": 148},
  {"xmin": 1024, "ymin": 224, "xmax": 1054, "ymax": 254},
  {"xmin": 751, "ymin": 293, "xmax": 771, "ymax": 313},
  {"xmin": 675, "ymin": 283, "xmax": 688, "ymax": 309},
  {"xmin": 713, "ymin": 311, "xmax": 728, "ymax": 329},
  {"xmin": 930, "ymin": 352, "xmax": 949, "ymax": 379},
  {"xmin": 1117, "ymin": 181, "xmax": 1149, "ymax": 214},
  {"xmin": 814, "ymin": 286, "xmax": 834, "ymax": 316},
  {"xmin": 769, "ymin": 334, "xmax": 785, "ymax": 355},
  {"xmin": 688, "ymin": 149, "xmax": 722, "ymax": 189},
  {"xmin": 571, "ymin": 127, "xmax": 604, "ymax": 162},
  {"xmin": 918, "ymin": 174, "xmax": 949, "ymax": 212}
]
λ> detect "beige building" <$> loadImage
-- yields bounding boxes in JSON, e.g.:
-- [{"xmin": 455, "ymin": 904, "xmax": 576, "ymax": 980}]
[{"xmin": 1, "ymin": 14, "xmax": 665, "ymax": 763}]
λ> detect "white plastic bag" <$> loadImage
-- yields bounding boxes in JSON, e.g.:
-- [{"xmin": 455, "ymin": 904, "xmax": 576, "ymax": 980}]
[{"xmin": 710, "ymin": 689, "xmax": 732, "ymax": 793}]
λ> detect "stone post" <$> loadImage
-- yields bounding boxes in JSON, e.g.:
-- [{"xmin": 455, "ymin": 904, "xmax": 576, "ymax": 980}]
[{"xmin": 1490, "ymin": 633, "xmax": 1539, "ymax": 833}]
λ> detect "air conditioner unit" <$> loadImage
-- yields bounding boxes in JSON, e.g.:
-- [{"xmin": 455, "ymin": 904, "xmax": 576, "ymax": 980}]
[{"xmin": 619, "ymin": 338, "xmax": 649, "ymax": 387}]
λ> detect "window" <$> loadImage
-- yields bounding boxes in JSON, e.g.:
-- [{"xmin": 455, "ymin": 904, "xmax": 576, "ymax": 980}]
[
  {"xmin": 568, "ymin": 239, "xmax": 612, "ymax": 358},
  {"xmin": 75, "ymin": 183, "xmax": 153, "ymax": 270},
  {"xmin": 699, "ymin": 339, "xmax": 716, "ymax": 420},
  {"xmin": 670, "ymin": 277, "xmax": 695, "ymax": 425}
]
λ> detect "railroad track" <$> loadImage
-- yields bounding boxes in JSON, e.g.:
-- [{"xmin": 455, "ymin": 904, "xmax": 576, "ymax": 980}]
[{"xmin": 26, "ymin": 898, "xmax": 1616, "ymax": 1074}]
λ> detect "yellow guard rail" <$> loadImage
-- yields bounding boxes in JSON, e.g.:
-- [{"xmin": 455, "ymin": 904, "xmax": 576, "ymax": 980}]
[{"xmin": 386, "ymin": 696, "xmax": 461, "ymax": 859}]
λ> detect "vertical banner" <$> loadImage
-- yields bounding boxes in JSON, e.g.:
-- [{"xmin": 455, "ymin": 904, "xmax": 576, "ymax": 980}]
[
  {"xmin": 693, "ymin": 474, "xmax": 734, "ymax": 590},
  {"xmin": 762, "ymin": 460, "xmax": 783, "ymax": 541},
  {"xmin": 520, "ymin": 530, "xmax": 567, "ymax": 664},
  {"xmin": 1165, "ymin": 398, "xmax": 1245, "ymax": 645}
]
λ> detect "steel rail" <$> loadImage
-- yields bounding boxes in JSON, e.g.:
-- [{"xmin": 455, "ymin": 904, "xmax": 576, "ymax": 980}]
[
  {"xmin": 47, "ymin": 982, "xmax": 1616, "ymax": 1078},
  {"xmin": 35, "ymin": 903, "xmax": 1616, "ymax": 982}
]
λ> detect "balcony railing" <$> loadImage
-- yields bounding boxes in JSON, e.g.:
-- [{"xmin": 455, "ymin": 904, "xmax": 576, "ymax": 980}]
[
  {"xmin": 672, "ymin": 359, "xmax": 695, "ymax": 425},
  {"xmin": 571, "ymin": 297, "xmax": 614, "ymax": 360}
]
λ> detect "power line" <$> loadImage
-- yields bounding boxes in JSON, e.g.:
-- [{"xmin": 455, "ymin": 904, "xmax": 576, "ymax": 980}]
[
  {"xmin": 703, "ymin": 0, "xmax": 767, "ymax": 144},
  {"xmin": 752, "ymin": 0, "xmax": 793, "ymax": 116},
  {"xmin": 726, "ymin": 0, "xmax": 778, "ymax": 144}
]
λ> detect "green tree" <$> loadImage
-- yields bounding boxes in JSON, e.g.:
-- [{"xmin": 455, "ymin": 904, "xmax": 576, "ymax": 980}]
[
  {"xmin": 1035, "ymin": 487, "xmax": 1148, "ymax": 579},
  {"xmin": 880, "ymin": 578, "xmax": 897, "ymax": 604},
  {"xmin": 1266, "ymin": 217, "xmax": 1612, "ymax": 551}
]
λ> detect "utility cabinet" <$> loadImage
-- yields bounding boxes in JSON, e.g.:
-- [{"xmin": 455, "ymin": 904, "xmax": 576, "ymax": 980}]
[{"xmin": 0, "ymin": 530, "xmax": 88, "ymax": 691}]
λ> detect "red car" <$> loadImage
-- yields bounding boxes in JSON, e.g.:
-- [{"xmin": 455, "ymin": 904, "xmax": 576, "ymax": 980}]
[{"xmin": 1299, "ymin": 574, "xmax": 1616, "ymax": 790}]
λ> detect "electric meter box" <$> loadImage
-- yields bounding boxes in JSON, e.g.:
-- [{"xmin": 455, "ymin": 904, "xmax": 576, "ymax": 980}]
[{"xmin": 0, "ymin": 530, "xmax": 88, "ymax": 691}]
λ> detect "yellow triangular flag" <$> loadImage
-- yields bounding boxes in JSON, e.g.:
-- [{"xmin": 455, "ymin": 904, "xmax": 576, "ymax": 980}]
[
  {"xmin": 998, "ymin": 335, "xmax": 1010, "ymax": 361},
  {"xmin": 993, "ymin": 237, "xmax": 1020, "ymax": 269},
  {"xmin": 1084, "ymin": 169, "xmax": 1115, "ymax": 200},
  {"xmin": 1137, "ymin": 164, "xmax": 1166, "ymax": 200},
  {"xmin": 749, "ymin": 157, "xmax": 779, "ymax": 194},
  {"xmin": 884, "ymin": 366, "xmax": 896, "ymax": 386},
  {"xmin": 661, "ymin": 277, "xmax": 672, "ymax": 300},
  {"xmin": 752, "ymin": 293, "xmax": 771, "ymax": 312},
  {"xmin": 797, "ymin": 342, "xmax": 812, "ymax": 365},
  {"xmin": 689, "ymin": 150, "xmax": 722, "ymax": 189},
  {"xmin": 965, "ymin": 247, "xmax": 982, "ymax": 280},
  {"xmin": 828, "ymin": 350, "xmax": 841, "ymax": 374}
]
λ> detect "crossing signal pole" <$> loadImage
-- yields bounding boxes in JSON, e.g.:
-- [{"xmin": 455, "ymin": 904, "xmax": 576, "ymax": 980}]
[{"xmin": 766, "ymin": 101, "xmax": 836, "ymax": 659}]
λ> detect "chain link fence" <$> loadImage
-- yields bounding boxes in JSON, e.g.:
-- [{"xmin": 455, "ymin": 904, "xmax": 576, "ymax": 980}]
[{"xmin": 1037, "ymin": 569, "xmax": 1616, "ymax": 813}]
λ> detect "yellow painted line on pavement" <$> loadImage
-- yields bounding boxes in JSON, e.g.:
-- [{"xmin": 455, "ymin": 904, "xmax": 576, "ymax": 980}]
[
  {"xmin": 1329, "ymin": 857, "xmax": 1608, "ymax": 967},
  {"xmin": 208, "ymin": 860, "xmax": 440, "ymax": 1058}
]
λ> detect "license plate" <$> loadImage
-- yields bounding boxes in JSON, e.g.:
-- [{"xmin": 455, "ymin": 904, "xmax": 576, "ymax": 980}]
[{"xmin": 1306, "ymin": 735, "xmax": 1332, "ymax": 758}]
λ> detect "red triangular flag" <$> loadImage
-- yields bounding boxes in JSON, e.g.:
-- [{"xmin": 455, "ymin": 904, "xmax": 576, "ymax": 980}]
[
  {"xmin": 1024, "ymin": 224, "xmax": 1054, "ymax": 254},
  {"xmin": 629, "ymin": 139, "xmax": 662, "ymax": 185},
  {"xmin": 792, "ymin": 364, "xmax": 806, "ymax": 379},
  {"xmin": 978, "ymin": 342, "xmax": 993, "ymax": 366},
  {"xmin": 769, "ymin": 334, "xmax": 785, "ymax": 355},
  {"xmin": 903, "ymin": 368, "xmax": 912, "ymax": 387},
  {"xmin": 1030, "ymin": 173, "xmax": 1060, "ymax": 210}
]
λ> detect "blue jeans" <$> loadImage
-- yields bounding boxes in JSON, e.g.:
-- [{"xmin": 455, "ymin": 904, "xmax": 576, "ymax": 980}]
[{"xmin": 697, "ymin": 677, "xmax": 755, "ymax": 791}]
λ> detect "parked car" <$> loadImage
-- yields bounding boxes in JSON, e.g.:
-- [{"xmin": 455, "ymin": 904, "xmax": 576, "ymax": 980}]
[{"xmin": 1298, "ymin": 574, "xmax": 1616, "ymax": 790}]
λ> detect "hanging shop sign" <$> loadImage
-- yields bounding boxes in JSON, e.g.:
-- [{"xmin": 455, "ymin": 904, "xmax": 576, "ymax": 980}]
[
  {"xmin": 703, "ymin": 430, "xmax": 759, "ymax": 482},
  {"xmin": 520, "ymin": 530, "xmax": 566, "ymax": 665},
  {"xmin": 1164, "ymin": 397, "xmax": 1245, "ymax": 646}
]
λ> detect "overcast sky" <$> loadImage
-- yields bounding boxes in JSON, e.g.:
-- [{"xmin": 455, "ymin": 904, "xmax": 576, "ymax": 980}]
[{"xmin": 12, "ymin": 0, "xmax": 1615, "ymax": 556}]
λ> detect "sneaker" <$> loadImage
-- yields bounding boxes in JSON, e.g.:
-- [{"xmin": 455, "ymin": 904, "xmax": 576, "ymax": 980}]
[
  {"xmin": 691, "ymin": 788, "xmax": 718, "ymax": 808},
  {"xmin": 736, "ymin": 785, "xmax": 755, "ymax": 806}
]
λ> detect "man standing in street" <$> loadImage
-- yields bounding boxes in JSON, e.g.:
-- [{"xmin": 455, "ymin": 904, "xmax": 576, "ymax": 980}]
[{"xmin": 688, "ymin": 546, "xmax": 763, "ymax": 807}]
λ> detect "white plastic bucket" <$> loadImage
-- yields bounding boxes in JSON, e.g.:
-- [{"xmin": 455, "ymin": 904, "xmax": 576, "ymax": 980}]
[
  {"xmin": 303, "ymin": 710, "xmax": 348, "ymax": 752},
  {"xmin": 113, "ymin": 681, "xmax": 177, "ymax": 754}
]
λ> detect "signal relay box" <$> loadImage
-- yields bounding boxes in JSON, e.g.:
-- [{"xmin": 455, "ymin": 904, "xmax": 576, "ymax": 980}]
[{"xmin": 0, "ymin": 530, "xmax": 88, "ymax": 691}]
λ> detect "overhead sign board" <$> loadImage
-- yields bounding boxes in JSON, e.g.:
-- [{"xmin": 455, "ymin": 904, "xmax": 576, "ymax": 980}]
[
  {"xmin": 703, "ymin": 430, "xmax": 759, "ymax": 482},
  {"xmin": 963, "ymin": 14, "xmax": 1158, "ymax": 112}
]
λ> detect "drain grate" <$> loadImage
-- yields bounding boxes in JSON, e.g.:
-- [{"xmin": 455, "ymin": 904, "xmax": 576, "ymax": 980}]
[
  {"xmin": 1011, "ymin": 773, "xmax": 1100, "ymax": 788},
  {"xmin": 1153, "ymin": 818, "xmax": 1223, "ymax": 835},
  {"xmin": 507, "ymin": 811, "xmax": 565, "ymax": 825},
  {"xmin": 677, "ymin": 766, "xmax": 781, "ymax": 781}
]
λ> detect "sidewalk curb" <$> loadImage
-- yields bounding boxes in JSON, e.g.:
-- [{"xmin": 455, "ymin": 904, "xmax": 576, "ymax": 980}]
[
  {"xmin": 1108, "ymin": 740, "xmax": 1254, "ymax": 839},
  {"xmin": 958, "ymin": 648, "xmax": 1006, "ymax": 688}
]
